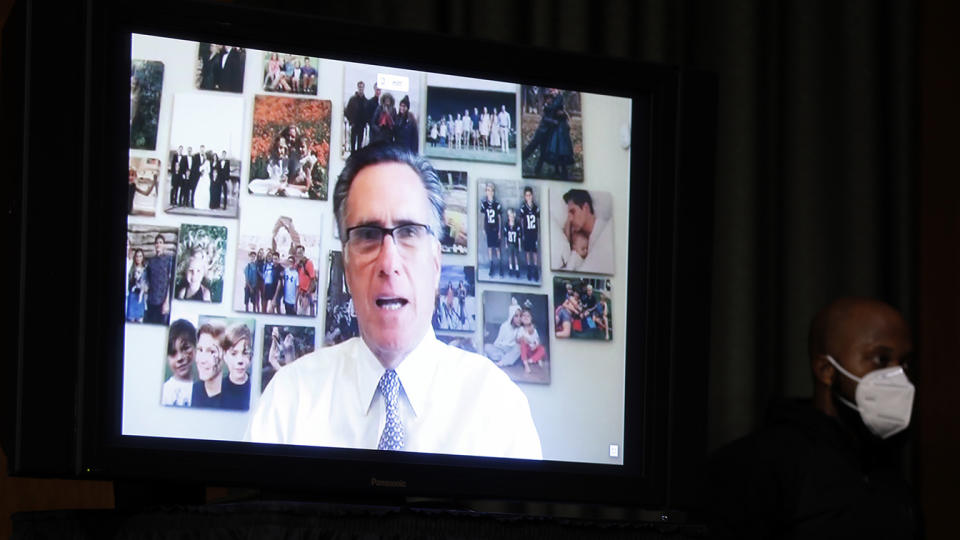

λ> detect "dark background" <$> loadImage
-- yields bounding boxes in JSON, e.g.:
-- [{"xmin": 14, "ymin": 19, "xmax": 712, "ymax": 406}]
[{"xmin": 2, "ymin": 0, "xmax": 958, "ymax": 538}]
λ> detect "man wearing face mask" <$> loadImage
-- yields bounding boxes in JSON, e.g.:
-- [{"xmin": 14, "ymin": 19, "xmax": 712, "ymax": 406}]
[{"xmin": 706, "ymin": 297, "xmax": 920, "ymax": 539}]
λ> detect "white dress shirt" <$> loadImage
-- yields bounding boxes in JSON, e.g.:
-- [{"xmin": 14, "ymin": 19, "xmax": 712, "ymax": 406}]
[{"xmin": 245, "ymin": 331, "xmax": 542, "ymax": 460}]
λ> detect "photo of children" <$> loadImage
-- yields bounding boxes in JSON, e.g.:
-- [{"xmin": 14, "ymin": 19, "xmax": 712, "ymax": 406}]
[
  {"xmin": 482, "ymin": 291, "xmax": 550, "ymax": 385},
  {"xmin": 233, "ymin": 210, "xmax": 321, "ymax": 317},
  {"xmin": 549, "ymin": 188, "xmax": 615, "ymax": 274},
  {"xmin": 432, "ymin": 265, "xmax": 476, "ymax": 333},
  {"xmin": 437, "ymin": 334, "xmax": 480, "ymax": 354},
  {"xmin": 521, "ymin": 86, "xmax": 583, "ymax": 181},
  {"xmin": 324, "ymin": 251, "xmax": 359, "ymax": 346},
  {"xmin": 553, "ymin": 277, "xmax": 612, "ymax": 341},
  {"xmin": 196, "ymin": 43, "xmax": 245, "ymax": 93},
  {"xmin": 342, "ymin": 63, "xmax": 421, "ymax": 157},
  {"xmin": 164, "ymin": 93, "xmax": 243, "ymax": 218},
  {"xmin": 129, "ymin": 60, "xmax": 164, "ymax": 150},
  {"xmin": 262, "ymin": 51, "xmax": 320, "ymax": 95},
  {"xmin": 126, "ymin": 225, "xmax": 178, "ymax": 325},
  {"xmin": 161, "ymin": 315, "xmax": 255, "ymax": 410},
  {"xmin": 261, "ymin": 324, "xmax": 316, "ymax": 391},
  {"xmin": 438, "ymin": 170, "xmax": 468, "ymax": 255},
  {"xmin": 248, "ymin": 96, "xmax": 332, "ymax": 200},
  {"xmin": 173, "ymin": 224, "xmax": 228, "ymax": 303},
  {"xmin": 425, "ymin": 85, "xmax": 517, "ymax": 164},
  {"xmin": 127, "ymin": 157, "xmax": 160, "ymax": 216},
  {"xmin": 477, "ymin": 180, "xmax": 542, "ymax": 285}
]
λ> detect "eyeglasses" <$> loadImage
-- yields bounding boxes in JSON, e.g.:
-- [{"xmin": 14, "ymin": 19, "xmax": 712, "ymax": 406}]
[{"xmin": 344, "ymin": 223, "xmax": 434, "ymax": 258}]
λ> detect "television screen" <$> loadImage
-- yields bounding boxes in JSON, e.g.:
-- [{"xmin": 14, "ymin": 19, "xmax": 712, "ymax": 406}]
[{"xmin": 122, "ymin": 32, "xmax": 634, "ymax": 467}]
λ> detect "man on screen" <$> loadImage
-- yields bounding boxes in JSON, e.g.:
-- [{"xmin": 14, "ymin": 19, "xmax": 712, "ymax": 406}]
[{"xmin": 247, "ymin": 144, "xmax": 542, "ymax": 459}]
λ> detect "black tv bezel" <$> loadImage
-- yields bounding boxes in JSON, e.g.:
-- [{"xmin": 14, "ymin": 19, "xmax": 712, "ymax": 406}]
[{"xmin": 66, "ymin": 0, "xmax": 694, "ymax": 507}]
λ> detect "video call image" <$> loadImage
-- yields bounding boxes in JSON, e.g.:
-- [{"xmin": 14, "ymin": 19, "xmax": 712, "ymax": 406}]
[{"xmin": 123, "ymin": 33, "xmax": 631, "ymax": 465}]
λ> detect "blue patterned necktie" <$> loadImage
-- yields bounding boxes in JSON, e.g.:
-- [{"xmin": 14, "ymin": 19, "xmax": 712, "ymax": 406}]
[{"xmin": 377, "ymin": 369, "xmax": 404, "ymax": 450}]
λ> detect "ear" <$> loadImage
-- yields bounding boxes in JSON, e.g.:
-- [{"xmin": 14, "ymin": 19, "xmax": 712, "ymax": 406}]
[{"xmin": 812, "ymin": 354, "xmax": 835, "ymax": 387}]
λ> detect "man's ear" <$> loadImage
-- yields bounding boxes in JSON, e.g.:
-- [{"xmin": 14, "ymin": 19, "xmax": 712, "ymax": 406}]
[{"xmin": 812, "ymin": 354, "xmax": 835, "ymax": 388}]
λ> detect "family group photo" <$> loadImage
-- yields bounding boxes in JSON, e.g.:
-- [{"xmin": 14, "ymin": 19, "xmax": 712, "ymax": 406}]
[
  {"xmin": 553, "ymin": 277, "xmax": 612, "ymax": 341},
  {"xmin": 424, "ymin": 86, "xmax": 517, "ymax": 164},
  {"xmin": 262, "ymin": 51, "xmax": 320, "ymax": 95},
  {"xmin": 341, "ymin": 64, "xmax": 421, "ymax": 157}
]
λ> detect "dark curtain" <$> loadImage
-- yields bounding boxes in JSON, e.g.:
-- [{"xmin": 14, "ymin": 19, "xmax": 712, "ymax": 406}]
[{"xmin": 263, "ymin": 0, "xmax": 915, "ymax": 450}]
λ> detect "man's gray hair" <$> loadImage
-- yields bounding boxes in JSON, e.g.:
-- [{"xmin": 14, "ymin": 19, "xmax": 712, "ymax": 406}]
[{"xmin": 333, "ymin": 143, "xmax": 445, "ymax": 245}]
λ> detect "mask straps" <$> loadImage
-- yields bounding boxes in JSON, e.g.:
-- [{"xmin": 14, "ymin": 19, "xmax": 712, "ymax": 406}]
[{"xmin": 825, "ymin": 355, "xmax": 861, "ymax": 412}]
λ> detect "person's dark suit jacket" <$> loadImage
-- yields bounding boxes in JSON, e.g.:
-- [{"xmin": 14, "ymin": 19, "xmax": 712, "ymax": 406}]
[{"xmin": 218, "ymin": 48, "xmax": 245, "ymax": 92}]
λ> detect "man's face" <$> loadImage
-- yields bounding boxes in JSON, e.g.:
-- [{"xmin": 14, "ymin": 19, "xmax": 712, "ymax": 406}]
[
  {"xmin": 358, "ymin": 81, "xmax": 365, "ymax": 95},
  {"xmin": 223, "ymin": 338, "xmax": 250, "ymax": 379},
  {"xmin": 199, "ymin": 145, "xmax": 205, "ymax": 154},
  {"xmin": 187, "ymin": 146, "xmax": 193, "ymax": 155},
  {"xmin": 525, "ymin": 191, "xmax": 533, "ymax": 205},
  {"xmin": 167, "ymin": 336, "xmax": 195, "ymax": 381},
  {"xmin": 154, "ymin": 238, "xmax": 164, "ymax": 255},
  {"xmin": 485, "ymin": 185, "xmax": 494, "ymax": 201},
  {"xmin": 195, "ymin": 332, "xmax": 222, "ymax": 382},
  {"xmin": 830, "ymin": 305, "xmax": 913, "ymax": 402},
  {"xmin": 567, "ymin": 201, "xmax": 591, "ymax": 232},
  {"xmin": 342, "ymin": 162, "xmax": 441, "ymax": 364},
  {"xmin": 178, "ymin": 146, "xmax": 183, "ymax": 155},
  {"xmin": 296, "ymin": 246, "xmax": 305, "ymax": 261},
  {"xmin": 400, "ymin": 102, "xmax": 408, "ymax": 115}
]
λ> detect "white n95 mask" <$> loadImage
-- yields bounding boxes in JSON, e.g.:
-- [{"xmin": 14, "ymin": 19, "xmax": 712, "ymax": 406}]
[{"xmin": 826, "ymin": 355, "xmax": 915, "ymax": 439}]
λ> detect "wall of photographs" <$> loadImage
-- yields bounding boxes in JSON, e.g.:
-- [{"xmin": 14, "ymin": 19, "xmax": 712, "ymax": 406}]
[{"xmin": 125, "ymin": 34, "xmax": 633, "ymax": 465}]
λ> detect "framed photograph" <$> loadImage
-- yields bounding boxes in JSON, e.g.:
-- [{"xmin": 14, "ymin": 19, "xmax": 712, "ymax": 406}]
[
  {"xmin": 248, "ymin": 96, "xmax": 332, "ymax": 201},
  {"xmin": 438, "ymin": 170, "xmax": 468, "ymax": 255},
  {"xmin": 127, "ymin": 157, "xmax": 161, "ymax": 217},
  {"xmin": 173, "ymin": 224, "xmax": 228, "ymax": 304},
  {"xmin": 549, "ymin": 188, "xmax": 615, "ymax": 274},
  {"xmin": 196, "ymin": 43, "xmax": 245, "ymax": 93},
  {"xmin": 129, "ymin": 59, "xmax": 164, "ymax": 150},
  {"xmin": 161, "ymin": 314, "xmax": 256, "ymax": 411},
  {"xmin": 262, "ymin": 51, "xmax": 320, "ymax": 95},
  {"xmin": 553, "ymin": 277, "xmax": 612, "ymax": 341},
  {"xmin": 520, "ymin": 86, "xmax": 583, "ymax": 181},
  {"xmin": 126, "ymin": 225, "xmax": 178, "ymax": 325},
  {"xmin": 342, "ymin": 63, "xmax": 422, "ymax": 157},
  {"xmin": 323, "ymin": 250, "xmax": 359, "ymax": 346},
  {"xmin": 481, "ymin": 291, "xmax": 550, "ymax": 385},
  {"xmin": 432, "ymin": 265, "xmax": 476, "ymax": 333},
  {"xmin": 437, "ymin": 334, "xmax": 480, "ymax": 355},
  {"xmin": 424, "ymin": 75, "xmax": 517, "ymax": 164},
  {"xmin": 233, "ymin": 207, "xmax": 322, "ymax": 317},
  {"xmin": 476, "ymin": 180, "xmax": 542, "ymax": 285},
  {"xmin": 261, "ymin": 324, "xmax": 316, "ymax": 391},
  {"xmin": 164, "ymin": 93, "xmax": 243, "ymax": 218}
]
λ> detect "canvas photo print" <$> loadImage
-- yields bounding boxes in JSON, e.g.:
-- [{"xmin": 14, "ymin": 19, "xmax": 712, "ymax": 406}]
[
  {"xmin": 126, "ymin": 225, "xmax": 178, "ymax": 325},
  {"xmin": 549, "ymin": 188, "xmax": 615, "ymax": 274},
  {"xmin": 160, "ymin": 314, "xmax": 256, "ymax": 411},
  {"xmin": 196, "ymin": 43, "xmax": 245, "ymax": 93},
  {"xmin": 432, "ymin": 265, "xmax": 476, "ymax": 333},
  {"xmin": 438, "ymin": 170, "xmax": 468, "ymax": 255},
  {"xmin": 173, "ymin": 223, "xmax": 228, "ymax": 304},
  {"xmin": 437, "ymin": 334, "xmax": 480, "ymax": 355},
  {"xmin": 127, "ymin": 157, "xmax": 160, "ymax": 217},
  {"xmin": 164, "ymin": 93, "xmax": 243, "ymax": 218},
  {"xmin": 261, "ymin": 324, "xmax": 316, "ymax": 391},
  {"xmin": 553, "ymin": 277, "xmax": 612, "ymax": 341},
  {"xmin": 477, "ymin": 180, "xmax": 542, "ymax": 285},
  {"xmin": 342, "ymin": 63, "xmax": 422, "ymax": 157},
  {"xmin": 129, "ymin": 59, "xmax": 164, "ymax": 150},
  {"xmin": 262, "ymin": 51, "xmax": 320, "ymax": 95},
  {"xmin": 248, "ymin": 96, "xmax": 332, "ymax": 201},
  {"xmin": 424, "ymin": 81, "xmax": 517, "ymax": 164},
  {"xmin": 482, "ymin": 291, "xmax": 550, "ymax": 385},
  {"xmin": 233, "ymin": 206, "xmax": 322, "ymax": 317},
  {"xmin": 324, "ymin": 250, "xmax": 359, "ymax": 346},
  {"xmin": 521, "ymin": 86, "xmax": 583, "ymax": 181}
]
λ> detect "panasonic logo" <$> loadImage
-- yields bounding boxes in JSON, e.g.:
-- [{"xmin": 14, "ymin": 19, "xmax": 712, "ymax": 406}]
[{"xmin": 370, "ymin": 477, "xmax": 407, "ymax": 488}]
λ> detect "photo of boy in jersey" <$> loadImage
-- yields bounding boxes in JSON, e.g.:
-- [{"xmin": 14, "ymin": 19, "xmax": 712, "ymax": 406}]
[{"xmin": 477, "ymin": 180, "xmax": 542, "ymax": 285}]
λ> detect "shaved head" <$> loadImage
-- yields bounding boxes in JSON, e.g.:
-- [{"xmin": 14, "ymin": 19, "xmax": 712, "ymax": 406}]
[{"xmin": 808, "ymin": 297, "xmax": 913, "ymax": 416}]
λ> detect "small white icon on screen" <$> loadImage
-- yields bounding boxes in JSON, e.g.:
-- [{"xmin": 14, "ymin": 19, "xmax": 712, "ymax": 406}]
[{"xmin": 609, "ymin": 444, "xmax": 619, "ymax": 458}]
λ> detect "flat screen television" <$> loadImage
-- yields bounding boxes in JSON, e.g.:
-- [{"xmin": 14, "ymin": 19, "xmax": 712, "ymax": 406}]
[{"xmin": 3, "ymin": 0, "xmax": 716, "ymax": 512}]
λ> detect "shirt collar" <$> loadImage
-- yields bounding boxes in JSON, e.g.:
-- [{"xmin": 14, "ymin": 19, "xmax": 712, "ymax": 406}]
[{"xmin": 355, "ymin": 329, "xmax": 439, "ymax": 419}]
